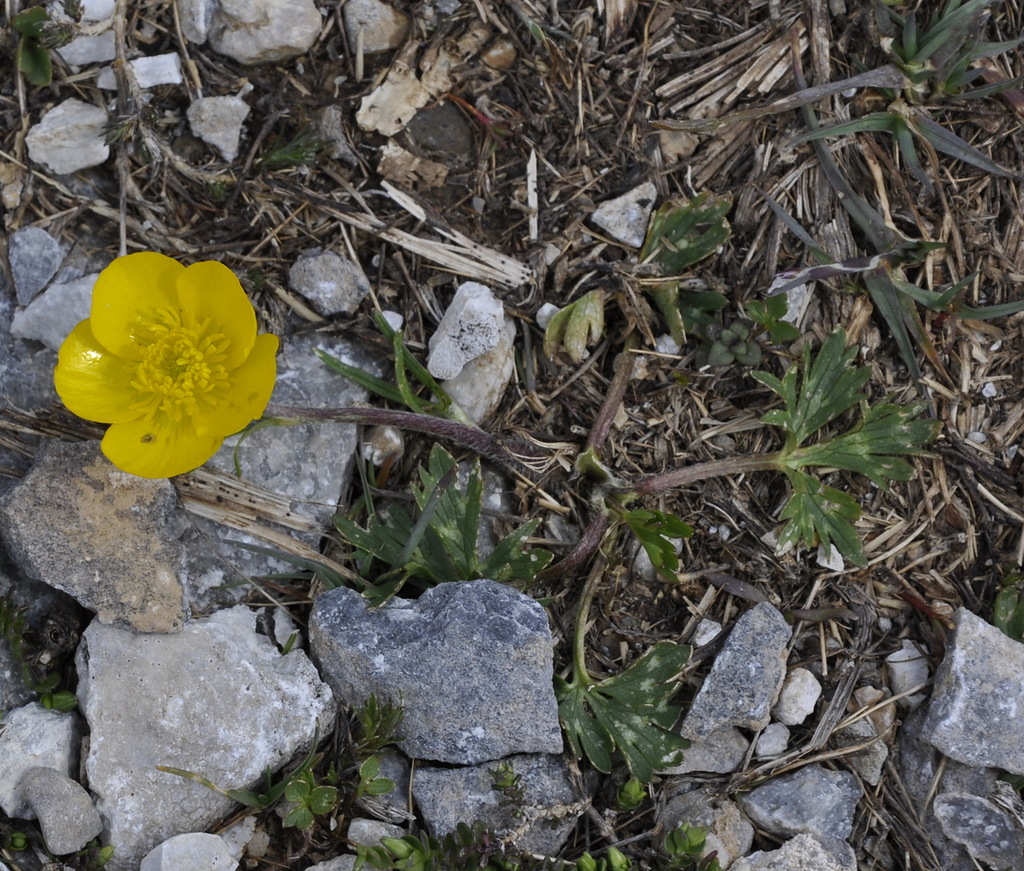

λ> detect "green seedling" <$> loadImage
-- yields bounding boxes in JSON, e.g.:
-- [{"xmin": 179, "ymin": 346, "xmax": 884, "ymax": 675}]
[
  {"xmin": 662, "ymin": 824, "xmax": 721, "ymax": 871},
  {"xmin": 745, "ymin": 294, "xmax": 801, "ymax": 344},
  {"xmin": 490, "ymin": 760, "xmax": 526, "ymax": 817},
  {"xmin": 353, "ymin": 692, "xmax": 405, "ymax": 757},
  {"xmin": 282, "ymin": 768, "xmax": 340, "ymax": 830},
  {"xmin": 638, "ymin": 192, "xmax": 733, "ymax": 345},
  {"xmin": 993, "ymin": 573, "xmax": 1024, "ymax": 641},
  {"xmin": 333, "ymin": 443, "xmax": 552, "ymax": 604},
  {"xmin": 0, "ymin": 594, "xmax": 77, "ymax": 710},
  {"xmin": 544, "ymin": 290, "xmax": 605, "ymax": 363},
  {"xmin": 620, "ymin": 507, "xmax": 693, "ymax": 577},
  {"xmin": 14, "ymin": 7, "xmax": 53, "ymax": 86},
  {"xmin": 616, "ymin": 777, "xmax": 646, "ymax": 811},
  {"xmin": 256, "ymin": 125, "xmax": 325, "ymax": 170}
]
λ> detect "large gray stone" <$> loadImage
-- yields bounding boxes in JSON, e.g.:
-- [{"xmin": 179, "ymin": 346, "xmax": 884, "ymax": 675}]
[
  {"xmin": 933, "ymin": 791, "xmax": 1024, "ymax": 871},
  {"xmin": 19, "ymin": 767, "xmax": 103, "ymax": 855},
  {"xmin": 923, "ymin": 607, "xmax": 1024, "ymax": 774},
  {"xmin": 11, "ymin": 272, "xmax": 96, "ymax": 350},
  {"xmin": 8, "ymin": 226, "xmax": 65, "ymax": 305},
  {"xmin": 414, "ymin": 754, "xmax": 588, "ymax": 855},
  {"xmin": 208, "ymin": 0, "xmax": 322, "ymax": 64},
  {"xmin": 731, "ymin": 834, "xmax": 856, "ymax": 871},
  {"xmin": 310, "ymin": 580, "xmax": 562, "ymax": 764},
  {"xmin": 0, "ymin": 704, "xmax": 81, "ymax": 819},
  {"xmin": 0, "ymin": 440, "xmax": 188, "ymax": 633},
  {"xmin": 736, "ymin": 765, "xmax": 861, "ymax": 843},
  {"xmin": 681, "ymin": 602, "xmax": 791, "ymax": 739},
  {"xmin": 76, "ymin": 606, "xmax": 335, "ymax": 870}
]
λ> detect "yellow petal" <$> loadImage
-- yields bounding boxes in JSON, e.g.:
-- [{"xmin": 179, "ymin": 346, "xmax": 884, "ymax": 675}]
[
  {"xmin": 175, "ymin": 261, "xmax": 257, "ymax": 369},
  {"xmin": 91, "ymin": 253, "xmax": 185, "ymax": 361},
  {"xmin": 54, "ymin": 320, "xmax": 141, "ymax": 423},
  {"xmin": 195, "ymin": 333, "xmax": 280, "ymax": 436},
  {"xmin": 101, "ymin": 413, "xmax": 223, "ymax": 479}
]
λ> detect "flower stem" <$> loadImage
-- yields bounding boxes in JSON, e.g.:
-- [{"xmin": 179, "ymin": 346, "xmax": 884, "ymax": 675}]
[
  {"xmin": 619, "ymin": 452, "xmax": 783, "ymax": 496},
  {"xmin": 573, "ymin": 552, "xmax": 609, "ymax": 687},
  {"xmin": 262, "ymin": 404, "xmax": 547, "ymax": 478}
]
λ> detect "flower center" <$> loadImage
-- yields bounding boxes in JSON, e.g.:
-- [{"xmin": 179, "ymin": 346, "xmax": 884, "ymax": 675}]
[{"xmin": 131, "ymin": 309, "xmax": 231, "ymax": 421}]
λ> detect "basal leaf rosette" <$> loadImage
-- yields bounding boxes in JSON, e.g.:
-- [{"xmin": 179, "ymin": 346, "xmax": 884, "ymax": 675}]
[{"xmin": 54, "ymin": 252, "xmax": 279, "ymax": 479}]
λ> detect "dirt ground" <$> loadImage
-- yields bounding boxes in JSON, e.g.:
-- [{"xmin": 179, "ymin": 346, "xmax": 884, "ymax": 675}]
[{"xmin": 3, "ymin": 0, "xmax": 1024, "ymax": 868}]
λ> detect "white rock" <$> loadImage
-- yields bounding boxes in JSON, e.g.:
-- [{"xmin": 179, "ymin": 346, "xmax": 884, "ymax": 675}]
[
  {"xmin": 886, "ymin": 639, "xmax": 931, "ymax": 708},
  {"xmin": 442, "ymin": 315, "xmax": 516, "ymax": 424},
  {"xmin": 535, "ymin": 302, "xmax": 559, "ymax": 330},
  {"xmin": 11, "ymin": 272, "xmax": 97, "ymax": 350},
  {"xmin": 0, "ymin": 703, "xmax": 80, "ymax": 819},
  {"xmin": 289, "ymin": 249, "xmax": 371, "ymax": 316},
  {"xmin": 140, "ymin": 832, "xmax": 237, "ymax": 871},
  {"xmin": 19, "ymin": 767, "xmax": 103, "ymax": 855},
  {"xmin": 96, "ymin": 53, "xmax": 183, "ymax": 89},
  {"xmin": 348, "ymin": 818, "xmax": 405, "ymax": 847},
  {"xmin": 218, "ymin": 815, "xmax": 257, "ymax": 861},
  {"xmin": 590, "ymin": 181, "xmax": 657, "ymax": 248},
  {"xmin": 209, "ymin": 0, "xmax": 322, "ymax": 65},
  {"xmin": 26, "ymin": 98, "xmax": 110, "ymax": 175},
  {"xmin": 177, "ymin": 0, "xmax": 217, "ymax": 43},
  {"xmin": 57, "ymin": 32, "xmax": 116, "ymax": 65},
  {"xmin": 80, "ymin": 0, "xmax": 116, "ymax": 20},
  {"xmin": 428, "ymin": 281, "xmax": 506, "ymax": 380},
  {"xmin": 187, "ymin": 95, "xmax": 250, "ymax": 161},
  {"xmin": 755, "ymin": 723, "xmax": 790, "ymax": 758},
  {"xmin": 343, "ymin": 0, "xmax": 410, "ymax": 53},
  {"xmin": 692, "ymin": 618, "xmax": 723, "ymax": 647},
  {"xmin": 382, "ymin": 310, "xmax": 404, "ymax": 330},
  {"xmin": 772, "ymin": 667, "xmax": 822, "ymax": 726}
]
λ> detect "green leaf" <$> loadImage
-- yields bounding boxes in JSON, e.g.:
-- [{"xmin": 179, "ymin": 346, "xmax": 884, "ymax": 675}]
[
  {"xmin": 556, "ymin": 641, "xmax": 691, "ymax": 781},
  {"xmin": 775, "ymin": 472, "xmax": 866, "ymax": 567},
  {"xmin": 543, "ymin": 290, "xmax": 605, "ymax": 363},
  {"xmin": 622, "ymin": 508, "xmax": 693, "ymax": 574},
  {"xmin": 13, "ymin": 7, "xmax": 48, "ymax": 38},
  {"xmin": 639, "ymin": 192, "xmax": 733, "ymax": 274},
  {"xmin": 282, "ymin": 805, "xmax": 316, "ymax": 830},
  {"xmin": 16, "ymin": 36, "xmax": 52, "ymax": 86},
  {"xmin": 752, "ymin": 330, "xmax": 868, "ymax": 445}
]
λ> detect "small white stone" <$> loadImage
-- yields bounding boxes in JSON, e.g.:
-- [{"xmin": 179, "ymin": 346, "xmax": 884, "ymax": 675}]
[
  {"xmin": 967, "ymin": 431, "xmax": 988, "ymax": 443},
  {"xmin": 772, "ymin": 667, "xmax": 822, "ymax": 726},
  {"xmin": 381, "ymin": 310, "xmax": 404, "ymax": 331},
  {"xmin": 209, "ymin": 0, "xmax": 322, "ymax": 65},
  {"xmin": 535, "ymin": 303, "xmax": 560, "ymax": 330},
  {"xmin": 57, "ymin": 32, "xmax": 117, "ymax": 65},
  {"xmin": 755, "ymin": 722, "xmax": 790, "ymax": 758},
  {"xmin": 187, "ymin": 95, "xmax": 250, "ymax": 161},
  {"xmin": 816, "ymin": 542, "xmax": 844, "ymax": 572},
  {"xmin": 288, "ymin": 250, "xmax": 371, "ymax": 317},
  {"xmin": 590, "ymin": 182, "xmax": 657, "ymax": 248},
  {"xmin": 692, "ymin": 618, "xmax": 722, "ymax": 648},
  {"xmin": 981, "ymin": 382, "xmax": 998, "ymax": 398},
  {"xmin": 26, "ymin": 99, "xmax": 109, "ymax": 175},
  {"xmin": 80, "ymin": 0, "xmax": 116, "ymax": 21},
  {"xmin": 886, "ymin": 639, "xmax": 930, "ymax": 707},
  {"xmin": 441, "ymin": 316, "xmax": 516, "ymax": 424},
  {"xmin": 655, "ymin": 334, "xmax": 681, "ymax": 355},
  {"xmin": 427, "ymin": 282, "xmax": 505, "ymax": 380},
  {"xmin": 140, "ymin": 832, "xmax": 236, "ymax": 870},
  {"xmin": 343, "ymin": 0, "xmax": 410, "ymax": 53},
  {"xmin": 96, "ymin": 53, "xmax": 183, "ymax": 90}
]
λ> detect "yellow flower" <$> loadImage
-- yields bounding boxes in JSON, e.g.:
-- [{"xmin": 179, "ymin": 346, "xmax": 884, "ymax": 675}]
[{"xmin": 54, "ymin": 252, "xmax": 279, "ymax": 479}]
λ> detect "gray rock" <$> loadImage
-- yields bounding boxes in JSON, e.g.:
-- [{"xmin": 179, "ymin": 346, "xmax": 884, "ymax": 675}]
[
  {"xmin": 0, "ymin": 440, "xmax": 188, "ymax": 633},
  {"xmin": 755, "ymin": 723, "xmax": 790, "ymax": 759},
  {"xmin": 660, "ymin": 725, "xmax": 748, "ymax": 775},
  {"xmin": 736, "ymin": 765, "xmax": 861, "ymax": 843},
  {"xmin": 25, "ymin": 98, "xmax": 110, "ymax": 175},
  {"xmin": 343, "ymin": 0, "xmax": 410, "ymax": 53},
  {"xmin": 731, "ymin": 834, "xmax": 856, "ymax": 871},
  {"xmin": 318, "ymin": 106, "xmax": 359, "ymax": 165},
  {"xmin": 0, "ymin": 703, "xmax": 81, "ymax": 819},
  {"xmin": 8, "ymin": 226, "xmax": 66, "ymax": 305},
  {"xmin": 310, "ymin": 580, "xmax": 562, "ymax": 764},
  {"xmin": 309, "ymin": 858, "xmax": 357, "ymax": 871},
  {"xmin": 348, "ymin": 818, "xmax": 405, "ymax": 848},
  {"xmin": 96, "ymin": 53, "xmax": 184, "ymax": 90},
  {"xmin": 11, "ymin": 272, "xmax": 95, "ymax": 350},
  {"xmin": 140, "ymin": 832, "xmax": 237, "ymax": 870},
  {"xmin": 659, "ymin": 788, "xmax": 754, "ymax": 869},
  {"xmin": 414, "ymin": 753, "xmax": 589, "ymax": 855},
  {"xmin": 681, "ymin": 602, "xmax": 791, "ymax": 739},
  {"xmin": 590, "ymin": 182, "xmax": 657, "ymax": 248},
  {"xmin": 289, "ymin": 249, "xmax": 371, "ymax": 317},
  {"xmin": 187, "ymin": 95, "xmax": 250, "ymax": 161},
  {"xmin": 356, "ymin": 748, "xmax": 412, "ymax": 823},
  {"xmin": 19, "ymin": 767, "xmax": 103, "ymax": 855},
  {"xmin": 427, "ymin": 282, "xmax": 506, "ymax": 380},
  {"xmin": 442, "ymin": 315, "xmax": 516, "ymax": 424},
  {"xmin": 933, "ymin": 792, "xmax": 1024, "ymax": 871},
  {"xmin": 76, "ymin": 605, "xmax": 336, "ymax": 870},
  {"xmin": 179, "ymin": 333, "xmax": 376, "ymax": 611},
  {"xmin": 923, "ymin": 607, "xmax": 1024, "ymax": 774},
  {"xmin": 57, "ymin": 32, "xmax": 117, "ymax": 65},
  {"xmin": 209, "ymin": 0, "xmax": 322, "ymax": 64},
  {"xmin": 834, "ymin": 714, "xmax": 887, "ymax": 786}
]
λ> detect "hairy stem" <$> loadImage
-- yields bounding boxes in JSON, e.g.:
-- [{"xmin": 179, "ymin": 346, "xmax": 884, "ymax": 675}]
[
  {"xmin": 621, "ymin": 453, "xmax": 783, "ymax": 497},
  {"xmin": 586, "ymin": 333, "xmax": 638, "ymax": 455},
  {"xmin": 263, "ymin": 404, "xmax": 547, "ymax": 478}
]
